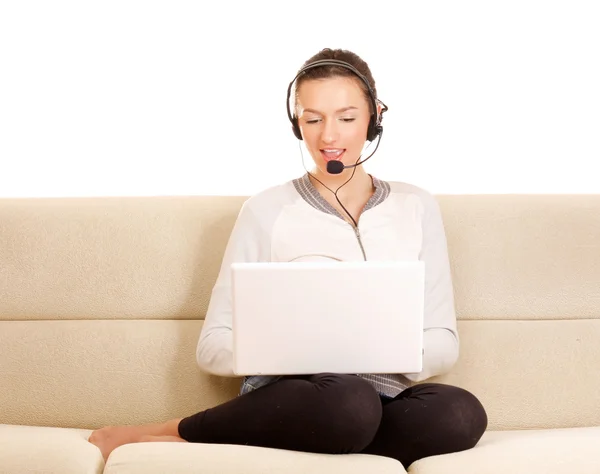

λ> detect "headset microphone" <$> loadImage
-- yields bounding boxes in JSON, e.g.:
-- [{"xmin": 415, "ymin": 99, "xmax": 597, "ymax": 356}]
[
  {"xmin": 326, "ymin": 160, "xmax": 346, "ymax": 174},
  {"xmin": 326, "ymin": 129, "xmax": 383, "ymax": 174}
]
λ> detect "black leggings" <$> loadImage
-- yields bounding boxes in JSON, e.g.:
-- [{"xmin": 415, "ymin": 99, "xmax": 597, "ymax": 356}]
[{"xmin": 178, "ymin": 374, "xmax": 488, "ymax": 469}]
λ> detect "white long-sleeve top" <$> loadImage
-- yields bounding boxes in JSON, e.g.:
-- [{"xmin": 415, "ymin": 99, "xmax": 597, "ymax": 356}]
[{"xmin": 196, "ymin": 173, "xmax": 459, "ymax": 398}]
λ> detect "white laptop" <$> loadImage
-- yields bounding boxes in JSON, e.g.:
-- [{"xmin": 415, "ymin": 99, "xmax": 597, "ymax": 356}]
[{"xmin": 231, "ymin": 260, "xmax": 424, "ymax": 376}]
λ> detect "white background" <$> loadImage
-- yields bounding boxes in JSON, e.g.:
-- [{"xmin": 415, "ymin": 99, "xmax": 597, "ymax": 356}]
[{"xmin": 1, "ymin": 0, "xmax": 598, "ymax": 197}]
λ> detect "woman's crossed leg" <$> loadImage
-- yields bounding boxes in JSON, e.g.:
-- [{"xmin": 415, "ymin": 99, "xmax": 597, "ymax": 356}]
[{"xmin": 89, "ymin": 374, "xmax": 487, "ymax": 469}]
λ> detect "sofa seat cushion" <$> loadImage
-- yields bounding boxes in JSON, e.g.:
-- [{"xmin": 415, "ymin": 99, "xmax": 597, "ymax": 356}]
[
  {"xmin": 0, "ymin": 424, "xmax": 103, "ymax": 474},
  {"xmin": 104, "ymin": 441, "xmax": 406, "ymax": 473},
  {"xmin": 409, "ymin": 426, "xmax": 600, "ymax": 474}
]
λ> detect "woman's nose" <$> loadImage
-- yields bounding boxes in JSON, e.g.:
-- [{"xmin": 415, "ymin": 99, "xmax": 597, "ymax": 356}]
[{"xmin": 321, "ymin": 119, "xmax": 339, "ymax": 143}]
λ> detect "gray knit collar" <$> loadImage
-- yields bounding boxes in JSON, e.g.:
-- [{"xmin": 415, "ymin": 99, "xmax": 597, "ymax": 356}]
[{"xmin": 292, "ymin": 173, "xmax": 390, "ymax": 220}]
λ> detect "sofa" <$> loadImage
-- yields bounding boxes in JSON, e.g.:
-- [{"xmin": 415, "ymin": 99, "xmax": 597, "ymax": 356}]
[{"xmin": 1, "ymin": 193, "xmax": 599, "ymax": 474}]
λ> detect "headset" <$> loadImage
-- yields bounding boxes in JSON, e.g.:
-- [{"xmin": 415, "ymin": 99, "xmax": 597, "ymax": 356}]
[{"xmin": 286, "ymin": 59, "xmax": 387, "ymax": 142}]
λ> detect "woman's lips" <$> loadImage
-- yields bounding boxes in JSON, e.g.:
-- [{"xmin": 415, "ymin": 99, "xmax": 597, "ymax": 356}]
[{"xmin": 320, "ymin": 149, "xmax": 346, "ymax": 162}]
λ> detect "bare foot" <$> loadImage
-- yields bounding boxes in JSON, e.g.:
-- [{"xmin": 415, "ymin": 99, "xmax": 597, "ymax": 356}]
[
  {"xmin": 139, "ymin": 435, "xmax": 187, "ymax": 443},
  {"xmin": 88, "ymin": 426, "xmax": 142, "ymax": 461},
  {"xmin": 88, "ymin": 419, "xmax": 183, "ymax": 461}
]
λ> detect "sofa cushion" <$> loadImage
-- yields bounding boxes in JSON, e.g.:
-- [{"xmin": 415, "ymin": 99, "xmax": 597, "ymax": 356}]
[
  {"xmin": 408, "ymin": 426, "xmax": 600, "ymax": 474},
  {"xmin": 0, "ymin": 424, "xmax": 103, "ymax": 474},
  {"xmin": 0, "ymin": 320, "xmax": 240, "ymax": 429},
  {"xmin": 104, "ymin": 442, "xmax": 406, "ymax": 473}
]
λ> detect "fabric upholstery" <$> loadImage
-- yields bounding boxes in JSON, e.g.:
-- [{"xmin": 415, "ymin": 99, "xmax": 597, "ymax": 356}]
[
  {"xmin": 0, "ymin": 424, "xmax": 102, "ymax": 474},
  {"xmin": 438, "ymin": 194, "xmax": 600, "ymax": 321},
  {"xmin": 0, "ymin": 196, "xmax": 246, "ymax": 321},
  {"xmin": 0, "ymin": 320, "xmax": 239, "ymax": 428},
  {"xmin": 2, "ymin": 195, "xmax": 598, "ymax": 322},
  {"xmin": 1, "ymin": 318, "xmax": 598, "ymax": 431},
  {"xmin": 408, "ymin": 426, "xmax": 600, "ymax": 474},
  {"xmin": 104, "ymin": 442, "xmax": 406, "ymax": 474},
  {"xmin": 430, "ymin": 319, "xmax": 600, "ymax": 430}
]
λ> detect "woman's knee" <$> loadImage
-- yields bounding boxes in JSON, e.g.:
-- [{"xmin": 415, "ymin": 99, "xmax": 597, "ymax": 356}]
[
  {"xmin": 305, "ymin": 373, "xmax": 383, "ymax": 451},
  {"xmin": 422, "ymin": 383, "xmax": 488, "ymax": 448}
]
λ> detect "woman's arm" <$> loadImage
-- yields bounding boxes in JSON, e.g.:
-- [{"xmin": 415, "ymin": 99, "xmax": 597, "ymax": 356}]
[
  {"xmin": 404, "ymin": 191, "xmax": 459, "ymax": 382},
  {"xmin": 196, "ymin": 200, "xmax": 268, "ymax": 376}
]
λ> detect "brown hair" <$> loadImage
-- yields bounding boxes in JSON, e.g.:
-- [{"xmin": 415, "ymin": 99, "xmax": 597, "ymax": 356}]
[{"xmin": 294, "ymin": 48, "xmax": 377, "ymax": 114}]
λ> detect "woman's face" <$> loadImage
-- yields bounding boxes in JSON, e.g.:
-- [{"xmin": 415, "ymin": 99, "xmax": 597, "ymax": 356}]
[{"xmin": 296, "ymin": 76, "xmax": 372, "ymax": 176}]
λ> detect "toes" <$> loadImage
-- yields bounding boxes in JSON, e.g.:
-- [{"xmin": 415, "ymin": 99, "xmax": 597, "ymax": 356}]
[
  {"xmin": 88, "ymin": 430, "xmax": 101, "ymax": 443},
  {"xmin": 88, "ymin": 428, "xmax": 107, "ymax": 443}
]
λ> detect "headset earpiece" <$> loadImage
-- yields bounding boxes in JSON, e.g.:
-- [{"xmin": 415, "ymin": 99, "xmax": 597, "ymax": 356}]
[
  {"xmin": 291, "ymin": 117, "xmax": 302, "ymax": 140},
  {"xmin": 366, "ymin": 116, "xmax": 380, "ymax": 142}
]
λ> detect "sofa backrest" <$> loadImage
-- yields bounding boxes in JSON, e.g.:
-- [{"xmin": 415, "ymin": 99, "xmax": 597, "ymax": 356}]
[
  {"xmin": 1, "ymin": 194, "xmax": 598, "ymax": 431},
  {"xmin": 429, "ymin": 195, "xmax": 600, "ymax": 430}
]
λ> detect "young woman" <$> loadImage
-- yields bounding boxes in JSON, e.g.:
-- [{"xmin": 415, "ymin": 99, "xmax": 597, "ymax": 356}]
[{"xmin": 89, "ymin": 48, "xmax": 487, "ymax": 469}]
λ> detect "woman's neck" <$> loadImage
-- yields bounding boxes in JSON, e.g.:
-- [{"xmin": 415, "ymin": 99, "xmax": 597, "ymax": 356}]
[{"xmin": 307, "ymin": 167, "xmax": 374, "ymax": 203}]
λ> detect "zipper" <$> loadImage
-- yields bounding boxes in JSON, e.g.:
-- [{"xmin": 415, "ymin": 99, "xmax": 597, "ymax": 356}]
[{"xmin": 353, "ymin": 225, "xmax": 367, "ymax": 261}]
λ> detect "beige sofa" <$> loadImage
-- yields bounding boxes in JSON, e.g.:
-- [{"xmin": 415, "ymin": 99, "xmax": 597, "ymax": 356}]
[{"xmin": 1, "ymin": 193, "xmax": 599, "ymax": 474}]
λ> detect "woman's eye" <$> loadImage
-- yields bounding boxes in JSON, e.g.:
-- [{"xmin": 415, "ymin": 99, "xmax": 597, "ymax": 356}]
[{"xmin": 305, "ymin": 117, "xmax": 355, "ymax": 124}]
